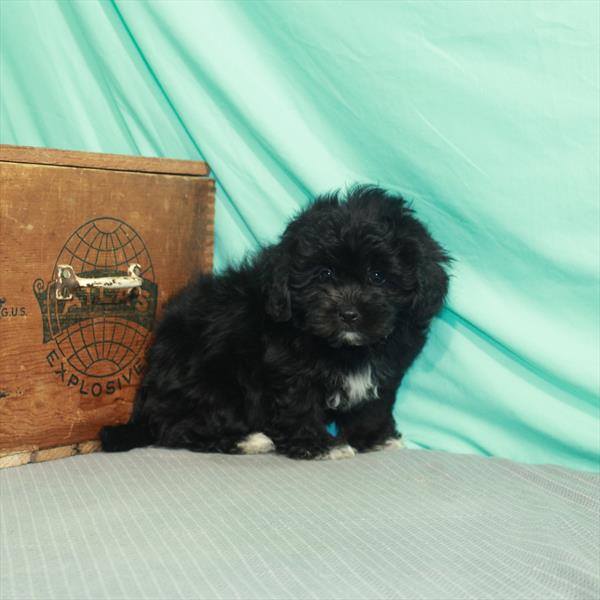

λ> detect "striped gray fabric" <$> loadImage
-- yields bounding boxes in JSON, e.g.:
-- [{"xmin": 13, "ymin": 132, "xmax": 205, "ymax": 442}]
[{"xmin": 1, "ymin": 448, "xmax": 598, "ymax": 600}]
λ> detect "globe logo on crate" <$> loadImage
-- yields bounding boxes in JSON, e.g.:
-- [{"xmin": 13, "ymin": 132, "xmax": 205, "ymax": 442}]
[{"xmin": 33, "ymin": 217, "xmax": 158, "ymax": 397}]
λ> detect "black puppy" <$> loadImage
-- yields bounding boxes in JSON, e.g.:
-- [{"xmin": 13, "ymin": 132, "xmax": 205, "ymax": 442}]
[{"xmin": 101, "ymin": 185, "xmax": 449, "ymax": 459}]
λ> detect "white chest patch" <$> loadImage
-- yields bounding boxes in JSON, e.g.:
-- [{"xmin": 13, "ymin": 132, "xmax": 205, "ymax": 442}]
[{"xmin": 328, "ymin": 365, "xmax": 378, "ymax": 411}]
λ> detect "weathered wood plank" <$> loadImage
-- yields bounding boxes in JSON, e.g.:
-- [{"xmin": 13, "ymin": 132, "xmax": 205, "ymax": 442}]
[{"xmin": 0, "ymin": 145, "xmax": 210, "ymax": 176}]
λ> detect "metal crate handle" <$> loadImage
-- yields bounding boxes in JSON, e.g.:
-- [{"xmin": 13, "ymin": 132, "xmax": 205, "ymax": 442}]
[{"xmin": 55, "ymin": 263, "xmax": 143, "ymax": 300}]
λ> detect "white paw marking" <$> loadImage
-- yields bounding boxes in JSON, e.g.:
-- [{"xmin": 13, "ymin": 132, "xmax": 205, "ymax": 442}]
[
  {"xmin": 317, "ymin": 444, "xmax": 357, "ymax": 461},
  {"xmin": 374, "ymin": 437, "xmax": 405, "ymax": 451},
  {"xmin": 238, "ymin": 432, "xmax": 275, "ymax": 454}
]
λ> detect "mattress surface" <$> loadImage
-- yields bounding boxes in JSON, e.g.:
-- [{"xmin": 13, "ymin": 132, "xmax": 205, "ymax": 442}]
[{"xmin": 1, "ymin": 447, "xmax": 598, "ymax": 600}]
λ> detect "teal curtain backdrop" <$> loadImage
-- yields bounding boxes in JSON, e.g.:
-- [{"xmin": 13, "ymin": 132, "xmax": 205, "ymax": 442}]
[{"xmin": 1, "ymin": 0, "xmax": 598, "ymax": 471}]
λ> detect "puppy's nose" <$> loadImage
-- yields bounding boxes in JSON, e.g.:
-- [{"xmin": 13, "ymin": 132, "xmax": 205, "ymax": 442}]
[{"xmin": 339, "ymin": 307, "xmax": 359, "ymax": 323}]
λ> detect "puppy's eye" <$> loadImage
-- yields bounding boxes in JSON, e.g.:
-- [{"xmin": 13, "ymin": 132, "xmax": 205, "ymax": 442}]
[
  {"xmin": 318, "ymin": 267, "xmax": 335, "ymax": 281},
  {"xmin": 369, "ymin": 270, "xmax": 386, "ymax": 285}
]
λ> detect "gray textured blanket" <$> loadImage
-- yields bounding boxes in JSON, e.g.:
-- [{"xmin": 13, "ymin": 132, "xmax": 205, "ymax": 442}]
[{"xmin": 1, "ymin": 448, "xmax": 598, "ymax": 600}]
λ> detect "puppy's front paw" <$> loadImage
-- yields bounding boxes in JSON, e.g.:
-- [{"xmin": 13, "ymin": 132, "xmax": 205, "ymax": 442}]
[
  {"xmin": 372, "ymin": 436, "xmax": 405, "ymax": 452},
  {"xmin": 237, "ymin": 432, "xmax": 275, "ymax": 454},
  {"xmin": 383, "ymin": 437, "xmax": 405, "ymax": 449},
  {"xmin": 350, "ymin": 434, "xmax": 405, "ymax": 453},
  {"xmin": 316, "ymin": 444, "xmax": 356, "ymax": 461},
  {"xmin": 280, "ymin": 439, "xmax": 334, "ymax": 460}
]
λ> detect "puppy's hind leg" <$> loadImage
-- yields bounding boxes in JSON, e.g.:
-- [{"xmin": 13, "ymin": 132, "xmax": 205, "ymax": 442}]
[{"xmin": 160, "ymin": 418, "xmax": 250, "ymax": 454}]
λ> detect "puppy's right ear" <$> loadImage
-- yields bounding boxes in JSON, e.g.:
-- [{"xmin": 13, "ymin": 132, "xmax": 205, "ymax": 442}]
[{"xmin": 264, "ymin": 247, "xmax": 292, "ymax": 322}]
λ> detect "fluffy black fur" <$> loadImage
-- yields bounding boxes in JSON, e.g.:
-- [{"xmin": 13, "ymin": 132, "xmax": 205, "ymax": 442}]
[{"xmin": 101, "ymin": 185, "xmax": 450, "ymax": 459}]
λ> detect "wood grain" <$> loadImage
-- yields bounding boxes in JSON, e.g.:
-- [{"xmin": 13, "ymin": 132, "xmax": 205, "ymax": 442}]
[
  {"xmin": 0, "ymin": 440, "xmax": 102, "ymax": 469},
  {"xmin": 0, "ymin": 154, "xmax": 214, "ymax": 460},
  {"xmin": 0, "ymin": 145, "xmax": 210, "ymax": 176}
]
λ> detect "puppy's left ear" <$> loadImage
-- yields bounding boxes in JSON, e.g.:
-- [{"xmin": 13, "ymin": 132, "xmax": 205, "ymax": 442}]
[
  {"xmin": 264, "ymin": 247, "xmax": 292, "ymax": 322},
  {"xmin": 412, "ymin": 242, "xmax": 450, "ymax": 323}
]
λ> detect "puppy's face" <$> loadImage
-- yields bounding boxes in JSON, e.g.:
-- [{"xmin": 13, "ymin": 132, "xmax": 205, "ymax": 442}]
[
  {"xmin": 288, "ymin": 232, "xmax": 412, "ymax": 348},
  {"xmin": 265, "ymin": 186, "xmax": 449, "ymax": 348}
]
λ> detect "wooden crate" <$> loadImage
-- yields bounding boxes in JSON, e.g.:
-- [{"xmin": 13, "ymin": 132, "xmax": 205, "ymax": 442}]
[{"xmin": 0, "ymin": 146, "xmax": 215, "ymax": 467}]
